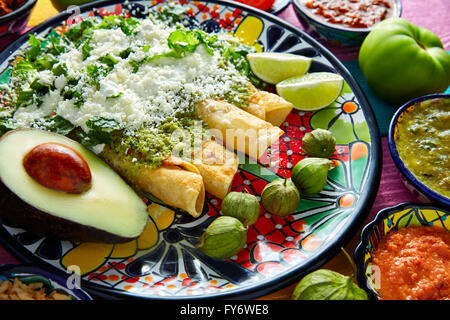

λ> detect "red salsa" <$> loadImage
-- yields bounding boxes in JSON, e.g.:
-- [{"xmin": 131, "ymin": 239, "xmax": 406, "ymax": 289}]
[
  {"xmin": 372, "ymin": 226, "xmax": 450, "ymax": 300},
  {"xmin": 0, "ymin": 0, "xmax": 27, "ymax": 16},
  {"xmin": 303, "ymin": 0, "xmax": 392, "ymax": 28}
]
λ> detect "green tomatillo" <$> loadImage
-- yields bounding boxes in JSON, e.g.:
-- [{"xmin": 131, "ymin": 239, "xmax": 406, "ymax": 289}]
[
  {"xmin": 260, "ymin": 175, "xmax": 300, "ymax": 217},
  {"xmin": 197, "ymin": 216, "xmax": 247, "ymax": 260},
  {"xmin": 291, "ymin": 157, "xmax": 334, "ymax": 195},
  {"xmin": 359, "ymin": 18, "xmax": 450, "ymax": 105},
  {"xmin": 292, "ymin": 248, "xmax": 368, "ymax": 300},
  {"xmin": 301, "ymin": 128, "xmax": 336, "ymax": 158},
  {"xmin": 221, "ymin": 190, "xmax": 260, "ymax": 226}
]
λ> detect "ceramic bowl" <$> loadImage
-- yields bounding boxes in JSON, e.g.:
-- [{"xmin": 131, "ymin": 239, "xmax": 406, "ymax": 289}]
[
  {"xmin": 388, "ymin": 93, "xmax": 450, "ymax": 208},
  {"xmin": 291, "ymin": 0, "xmax": 402, "ymax": 46},
  {"xmin": 0, "ymin": 264, "xmax": 93, "ymax": 300},
  {"xmin": 0, "ymin": 0, "xmax": 37, "ymax": 38},
  {"xmin": 354, "ymin": 202, "xmax": 450, "ymax": 300}
]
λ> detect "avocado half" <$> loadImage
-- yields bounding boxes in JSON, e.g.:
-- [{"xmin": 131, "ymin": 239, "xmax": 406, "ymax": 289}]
[{"xmin": 0, "ymin": 129, "xmax": 149, "ymax": 243}]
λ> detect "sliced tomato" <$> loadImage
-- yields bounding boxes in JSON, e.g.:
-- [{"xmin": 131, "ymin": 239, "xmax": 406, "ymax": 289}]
[{"xmin": 235, "ymin": 0, "xmax": 276, "ymax": 11}]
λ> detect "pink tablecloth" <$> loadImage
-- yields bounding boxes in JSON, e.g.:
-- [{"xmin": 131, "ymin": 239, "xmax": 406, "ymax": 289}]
[
  {"xmin": 279, "ymin": 0, "xmax": 450, "ymax": 61},
  {"xmin": 0, "ymin": 0, "xmax": 449, "ymax": 266}
]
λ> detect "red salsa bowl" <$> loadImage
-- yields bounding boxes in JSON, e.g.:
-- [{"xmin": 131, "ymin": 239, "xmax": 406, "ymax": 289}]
[{"xmin": 292, "ymin": 0, "xmax": 402, "ymax": 46}]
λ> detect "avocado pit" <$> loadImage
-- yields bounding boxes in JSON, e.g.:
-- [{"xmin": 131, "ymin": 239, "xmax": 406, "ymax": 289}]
[{"xmin": 22, "ymin": 142, "xmax": 92, "ymax": 194}]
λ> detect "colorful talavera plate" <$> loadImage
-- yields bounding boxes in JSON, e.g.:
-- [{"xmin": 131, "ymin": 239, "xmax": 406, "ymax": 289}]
[{"xmin": 0, "ymin": 0, "xmax": 381, "ymax": 299}]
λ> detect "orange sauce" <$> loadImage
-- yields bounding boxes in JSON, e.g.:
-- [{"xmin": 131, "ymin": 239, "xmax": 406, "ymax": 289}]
[{"xmin": 372, "ymin": 226, "xmax": 450, "ymax": 300}]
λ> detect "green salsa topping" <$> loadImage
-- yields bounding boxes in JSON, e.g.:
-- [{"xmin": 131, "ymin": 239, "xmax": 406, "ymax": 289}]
[
  {"xmin": 109, "ymin": 113, "xmax": 210, "ymax": 169},
  {"xmin": 395, "ymin": 98, "xmax": 450, "ymax": 198}
]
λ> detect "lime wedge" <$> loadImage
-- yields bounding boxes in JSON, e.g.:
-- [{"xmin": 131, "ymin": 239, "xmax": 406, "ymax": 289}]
[
  {"xmin": 276, "ymin": 72, "xmax": 344, "ymax": 111},
  {"xmin": 247, "ymin": 52, "xmax": 312, "ymax": 85}
]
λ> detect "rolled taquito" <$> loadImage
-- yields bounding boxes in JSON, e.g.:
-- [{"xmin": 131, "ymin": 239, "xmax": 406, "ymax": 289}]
[
  {"xmin": 248, "ymin": 90, "xmax": 294, "ymax": 127},
  {"xmin": 101, "ymin": 149, "xmax": 205, "ymax": 218},
  {"xmin": 192, "ymin": 139, "xmax": 239, "ymax": 199},
  {"xmin": 195, "ymin": 99, "xmax": 284, "ymax": 159}
]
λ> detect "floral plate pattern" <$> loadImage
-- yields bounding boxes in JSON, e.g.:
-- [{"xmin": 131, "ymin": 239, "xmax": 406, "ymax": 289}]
[{"xmin": 0, "ymin": 0, "xmax": 381, "ymax": 299}]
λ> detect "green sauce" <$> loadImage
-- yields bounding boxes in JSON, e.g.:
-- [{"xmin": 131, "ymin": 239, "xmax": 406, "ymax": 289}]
[
  {"xmin": 110, "ymin": 113, "xmax": 210, "ymax": 169},
  {"xmin": 223, "ymin": 82, "xmax": 252, "ymax": 108},
  {"xmin": 395, "ymin": 98, "xmax": 450, "ymax": 198}
]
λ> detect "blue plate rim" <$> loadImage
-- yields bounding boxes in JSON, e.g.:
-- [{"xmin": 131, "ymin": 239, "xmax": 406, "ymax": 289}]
[
  {"xmin": 387, "ymin": 93, "xmax": 450, "ymax": 207},
  {"xmin": 0, "ymin": 0, "xmax": 382, "ymax": 300}
]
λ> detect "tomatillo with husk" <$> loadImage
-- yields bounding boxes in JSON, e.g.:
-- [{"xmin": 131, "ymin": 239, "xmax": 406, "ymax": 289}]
[{"xmin": 261, "ymin": 175, "xmax": 300, "ymax": 217}]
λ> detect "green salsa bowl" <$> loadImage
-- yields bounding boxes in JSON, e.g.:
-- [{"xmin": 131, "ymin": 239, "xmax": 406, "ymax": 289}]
[{"xmin": 388, "ymin": 94, "xmax": 450, "ymax": 208}]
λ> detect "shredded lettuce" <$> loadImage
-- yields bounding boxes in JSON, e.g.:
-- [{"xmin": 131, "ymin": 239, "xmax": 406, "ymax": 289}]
[{"xmin": 130, "ymin": 28, "xmax": 218, "ymax": 72}]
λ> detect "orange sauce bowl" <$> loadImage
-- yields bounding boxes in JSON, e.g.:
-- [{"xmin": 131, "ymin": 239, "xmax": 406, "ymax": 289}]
[{"xmin": 354, "ymin": 202, "xmax": 450, "ymax": 300}]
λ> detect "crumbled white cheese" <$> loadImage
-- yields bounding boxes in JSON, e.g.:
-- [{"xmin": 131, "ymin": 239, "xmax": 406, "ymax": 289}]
[
  {"xmin": 91, "ymin": 143, "xmax": 105, "ymax": 154},
  {"xmin": 99, "ymin": 79, "xmax": 122, "ymax": 98},
  {"xmin": 54, "ymin": 75, "xmax": 67, "ymax": 90},
  {"xmin": 88, "ymin": 28, "xmax": 130, "ymax": 60},
  {"xmin": 6, "ymin": 17, "xmax": 250, "ymax": 136},
  {"xmin": 36, "ymin": 70, "xmax": 54, "ymax": 86}
]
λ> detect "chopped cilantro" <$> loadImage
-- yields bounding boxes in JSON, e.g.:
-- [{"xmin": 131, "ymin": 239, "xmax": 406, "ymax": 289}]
[
  {"xmin": 106, "ymin": 92, "xmax": 123, "ymax": 99},
  {"xmin": 97, "ymin": 15, "xmax": 140, "ymax": 36},
  {"xmin": 119, "ymin": 48, "xmax": 132, "ymax": 59},
  {"xmin": 98, "ymin": 53, "xmax": 119, "ymax": 68},
  {"xmin": 62, "ymin": 20, "xmax": 95, "ymax": 47},
  {"xmin": 25, "ymin": 35, "xmax": 42, "ymax": 62},
  {"xmin": 62, "ymin": 88, "xmax": 83, "ymax": 108},
  {"xmin": 46, "ymin": 33, "xmax": 66, "ymax": 56},
  {"xmin": 220, "ymin": 42, "xmax": 266, "ymax": 89},
  {"xmin": 34, "ymin": 115, "xmax": 75, "ymax": 135},
  {"xmin": 76, "ymin": 117, "xmax": 122, "ymax": 147},
  {"xmin": 10, "ymin": 60, "xmax": 34, "ymax": 79},
  {"xmin": 29, "ymin": 79, "xmax": 51, "ymax": 96},
  {"xmin": 81, "ymin": 40, "xmax": 92, "ymax": 60},
  {"xmin": 33, "ymin": 55, "xmax": 57, "ymax": 71},
  {"xmin": 16, "ymin": 89, "xmax": 34, "ymax": 108},
  {"xmin": 52, "ymin": 63, "xmax": 68, "ymax": 77}
]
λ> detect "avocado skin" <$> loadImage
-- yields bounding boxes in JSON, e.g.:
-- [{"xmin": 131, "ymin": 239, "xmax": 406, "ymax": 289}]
[{"xmin": 0, "ymin": 180, "xmax": 139, "ymax": 244}]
